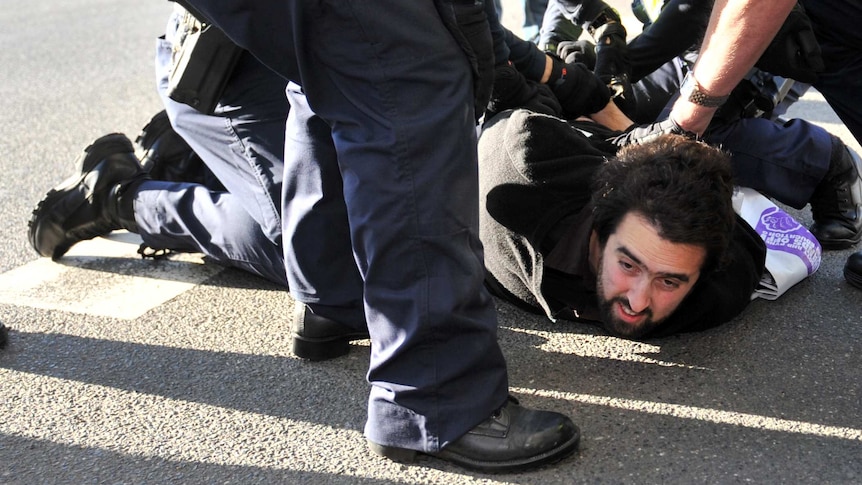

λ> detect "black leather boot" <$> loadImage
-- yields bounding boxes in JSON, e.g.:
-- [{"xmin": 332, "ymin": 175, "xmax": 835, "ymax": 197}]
[
  {"xmin": 368, "ymin": 396, "xmax": 580, "ymax": 473},
  {"xmin": 809, "ymin": 139, "xmax": 862, "ymax": 250},
  {"xmin": 844, "ymin": 250, "xmax": 862, "ymax": 289},
  {"xmin": 291, "ymin": 303, "xmax": 370, "ymax": 361},
  {"xmin": 29, "ymin": 133, "xmax": 147, "ymax": 260}
]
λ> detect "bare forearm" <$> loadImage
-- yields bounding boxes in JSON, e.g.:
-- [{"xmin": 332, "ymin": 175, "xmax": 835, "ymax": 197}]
[
  {"xmin": 589, "ymin": 101, "xmax": 633, "ymax": 131},
  {"xmin": 671, "ymin": 0, "xmax": 797, "ymax": 134}
]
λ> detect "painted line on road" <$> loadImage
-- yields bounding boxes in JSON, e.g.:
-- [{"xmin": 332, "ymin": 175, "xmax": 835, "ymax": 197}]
[
  {"xmin": 0, "ymin": 232, "xmax": 223, "ymax": 320},
  {"xmin": 515, "ymin": 387, "xmax": 862, "ymax": 441}
]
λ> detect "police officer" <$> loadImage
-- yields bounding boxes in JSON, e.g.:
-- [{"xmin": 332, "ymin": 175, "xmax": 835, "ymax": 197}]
[
  {"xmin": 185, "ymin": 0, "xmax": 586, "ymax": 471},
  {"xmin": 27, "ymin": 0, "xmax": 584, "ymax": 473},
  {"xmin": 795, "ymin": 2, "xmax": 862, "ymax": 288},
  {"xmin": 29, "ymin": 6, "xmax": 290, "ymax": 286}
]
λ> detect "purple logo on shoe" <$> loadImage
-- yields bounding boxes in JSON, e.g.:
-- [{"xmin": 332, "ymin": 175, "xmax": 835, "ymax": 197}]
[{"xmin": 755, "ymin": 206, "xmax": 821, "ymax": 275}]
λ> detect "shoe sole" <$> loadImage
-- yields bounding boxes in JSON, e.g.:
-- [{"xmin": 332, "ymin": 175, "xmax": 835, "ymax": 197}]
[
  {"xmin": 28, "ymin": 134, "xmax": 136, "ymax": 259},
  {"xmin": 817, "ymin": 233, "xmax": 862, "ymax": 251},
  {"xmin": 291, "ymin": 331, "xmax": 370, "ymax": 361},
  {"xmin": 368, "ymin": 429, "xmax": 580, "ymax": 473},
  {"xmin": 844, "ymin": 266, "xmax": 862, "ymax": 290}
]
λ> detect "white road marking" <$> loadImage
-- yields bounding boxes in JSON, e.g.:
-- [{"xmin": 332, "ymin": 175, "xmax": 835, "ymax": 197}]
[
  {"xmin": 0, "ymin": 232, "xmax": 222, "ymax": 319},
  {"xmin": 515, "ymin": 387, "xmax": 862, "ymax": 441}
]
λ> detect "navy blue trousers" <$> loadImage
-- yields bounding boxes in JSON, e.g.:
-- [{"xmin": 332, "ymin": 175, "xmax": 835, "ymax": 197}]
[
  {"xmin": 801, "ymin": 1, "xmax": 862, "ymax": 147},
  {"xmin": 184, "ymin": 0, "xmax": 509, "ymax": 452},
  {"xmin": 131, "ymin": 12, "xmax": 288, "ymax": 286}
]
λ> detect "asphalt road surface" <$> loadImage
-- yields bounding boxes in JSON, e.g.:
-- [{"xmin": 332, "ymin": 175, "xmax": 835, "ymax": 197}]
[{"xmin": 1, "ymin": 2, "xmax": 860, "ymax": 484}]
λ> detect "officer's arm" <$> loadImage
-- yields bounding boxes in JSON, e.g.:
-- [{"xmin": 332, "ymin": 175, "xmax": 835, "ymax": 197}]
[{"xmin": 669, "ymin": 0, "xmax": 797, "ymax": 135}]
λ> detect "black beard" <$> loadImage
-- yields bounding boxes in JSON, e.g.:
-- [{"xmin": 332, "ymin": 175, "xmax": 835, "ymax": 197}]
[
  {"xmin": 597, "ymin": 295, "xmax": 662, "ymax": 339},
  {"xmin": 595, "ymin": 253, "xmax": 664, "ymax": 339}
]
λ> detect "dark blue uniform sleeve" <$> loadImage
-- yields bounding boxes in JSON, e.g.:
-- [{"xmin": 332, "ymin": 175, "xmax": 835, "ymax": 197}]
[
  {"xmin": 485, "ymin": 0, "xmax": 511, "ymax": 65},
  {"xmin": 627, "ymin": 0, "xmax": 713, "ymax": 82},
  {"xmin": 503, "ymin": 28, "xmax": 548, "ymax": 81},
  {"xmin": 537, "ymin": 0, "xmax": 614, "ymax": 51}
]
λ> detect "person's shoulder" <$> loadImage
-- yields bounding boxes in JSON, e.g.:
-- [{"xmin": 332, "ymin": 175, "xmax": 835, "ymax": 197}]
[
  {"xmin": 481, "ymin": 109, "xmax": 572, "ymax": 142},
  {"xmin": 481, "ymin": 110, "xmax": 611, "ymax": 166}
]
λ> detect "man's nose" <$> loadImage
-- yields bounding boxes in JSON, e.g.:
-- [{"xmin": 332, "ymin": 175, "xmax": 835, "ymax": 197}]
[{"xmin": 627, "ymin": 278, "xmax": 651, "ymax": 313}]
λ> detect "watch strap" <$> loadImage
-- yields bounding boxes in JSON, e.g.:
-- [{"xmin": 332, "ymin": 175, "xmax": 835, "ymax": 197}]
[{"xmin": 680, "ymin": 73, "xmax": 730, "ymax": 108}]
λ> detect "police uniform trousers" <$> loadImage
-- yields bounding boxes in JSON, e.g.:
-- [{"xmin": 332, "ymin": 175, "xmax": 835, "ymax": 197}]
[
  {"xmin": 130, "ymin": 11, "xmax": 288, "ymax": 287},
  {"xmin": 185, "ymin": 0, "xmax": 510, "ymax": 452},
  {"xmin": 801, "ymin": 1, "xmax": 862, "ymax": 148}
]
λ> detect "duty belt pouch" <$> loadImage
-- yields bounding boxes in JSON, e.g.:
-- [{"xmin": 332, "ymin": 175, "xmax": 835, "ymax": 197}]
[{"xmin": 168, "ymin": 8, "xmax": 243, "ymax": 114}]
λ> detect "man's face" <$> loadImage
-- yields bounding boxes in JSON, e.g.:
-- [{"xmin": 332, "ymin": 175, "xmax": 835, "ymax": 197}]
[{"xmin": 594, "ymin": 212, "xmax": 707, "ymax": 339}]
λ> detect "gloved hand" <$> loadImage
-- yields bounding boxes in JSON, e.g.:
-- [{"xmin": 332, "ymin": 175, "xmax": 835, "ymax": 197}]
[
  {"xmin": 547, "ymin": 57, "xmax": 611, "ymax": 118},
  {"xmin": 486, "ymin": 64, "xmax": 562, "ymax": 119},
  {"xmin": 756, "ymin": 2, "xmax": 824, "ymax": 84},
  {"xmin": 607, "ymin": 117, "xmax": 697, "ymax": 147},
  {"xmin": 592, "ymin": 22, "xmax": 630, "ymax": 89},
  {"xmin": 557, "ymin": 40, "xmax": 596, "ymax": 69},
  {"xmin": 592, "ymin": 22, "xmax": 636, "ymax": 118},
  {"xmin": 528, "ymin": 82, "xmax": 563, "ymax": 116}
]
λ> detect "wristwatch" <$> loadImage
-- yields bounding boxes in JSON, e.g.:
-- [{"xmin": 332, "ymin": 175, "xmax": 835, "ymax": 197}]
[{"xmin": 679, "ymin": 73, "xmax": 730, "ymax": 108}]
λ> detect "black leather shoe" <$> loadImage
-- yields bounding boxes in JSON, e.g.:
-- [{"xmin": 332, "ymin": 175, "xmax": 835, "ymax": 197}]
[
  {"xmin": 844, "ymin": 251, "xmax": 862, "ymax": 289},
  {"xmin": 368, "ymin": 396, "xmax": 580, "ymax": 473},
  {"xmin": 28, "ymin": 133, "xmax": 147, "ymax": 260},
  {"xmin": 809, "ymin": 143, "xmax": 862, "ymax": 249},
  {"xmin": 291, "ymin": 304, "xmax": 369, "ymax": 361}
]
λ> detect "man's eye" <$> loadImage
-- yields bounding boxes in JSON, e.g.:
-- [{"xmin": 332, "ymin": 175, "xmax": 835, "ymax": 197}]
[
  {"xmin": 659, "ymin": 279, "xmax": 680, "ymax": 290},
  {"xmin": 619, "ymin": 260, "xmax": 635, "ymax": 272}
]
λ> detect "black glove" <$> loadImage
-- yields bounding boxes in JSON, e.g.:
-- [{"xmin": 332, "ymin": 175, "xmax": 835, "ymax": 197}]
[
  {"xmin": 756, "ymin": 2, "xmax": 824, "ymax": 84},
  {"xmin": 592, "ymin": 22, "xmax": 630, "ymax": 88},
  {"xmin": 547, "ymin": 57, "xmax": 611, "ymax": 118},
  {"xmin": 557, "ymin": 40, "xmax": 596, "ymax": 69},
  {"xmin": 435, "ymin": 0, "xmax": 495, "ymax": 121},
  {"xmin": 592, "ymin": 22, "xmax": 637, "ymax": 118},
  {"xmin": 487, "ymin": 64, "xmax": 562, "ymax": 119},
  {"xmin": 527, "ymin": 82, "xmax": 563, "ymax": 117},
  {"xmin": 607, "ymin": 117, "xmax": 697, "ymax": 147}
]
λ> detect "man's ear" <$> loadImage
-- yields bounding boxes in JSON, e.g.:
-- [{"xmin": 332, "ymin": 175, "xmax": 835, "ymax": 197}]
[{"xmin": 588, "ymin": 229, "xmax": 601, "ymax": 274}]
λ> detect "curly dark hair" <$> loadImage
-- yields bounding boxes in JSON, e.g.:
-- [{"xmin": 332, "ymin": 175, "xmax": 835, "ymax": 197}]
[{"xmin": 591, "ymin": 134, "xmax": 736, "ymax": 273}]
